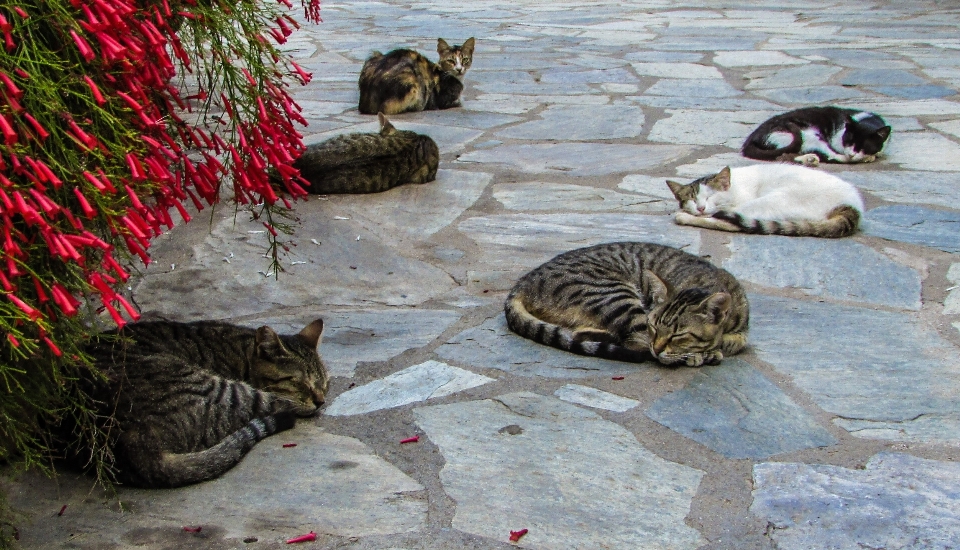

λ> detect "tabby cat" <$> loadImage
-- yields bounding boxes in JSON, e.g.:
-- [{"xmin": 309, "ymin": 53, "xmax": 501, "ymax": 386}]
[
  {"xmin": 742, "ymin": 106, "xmax": 891, "ymax": 164},
  {"xmin": 73, "ymin": 319, "xmax": 328, "ymax": 488},
  {"xmin": 505, "ymin": 242, "xmax": 749, "ymax": 367},
  {"xmin": 292, "ymin": 113, "xmax": 439, "ymax": 194},
  {"xmin": 667, "ymin": 164, "xmax": 864, "ymax": 238},
  {"xmin": 358, "ymin": 37, "xmax": 475, "ymax": 115}
]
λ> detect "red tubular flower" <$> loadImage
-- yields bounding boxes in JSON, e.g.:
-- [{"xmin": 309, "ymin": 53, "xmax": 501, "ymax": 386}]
[
  {"xmin": 115, "ymin": 294, "xmax": 140, "ymax": 321},
  {"xmin": 0, "ymin": 114, "xmax": 18, "ymax": 144},
  {"xmin": 42, "ymin": 337, "xmax": 63, "ymax": 356},
  {"xmin": 12, "ymin": 7, "xmax": 27, "ymax": 19},
  {"xmin": 51, "ymin": 283, "xmax": 79, "ymax": 316},
  {"xmin": 0, "ymin": 72, "xmax": 22, "ymax": 98},
  {"xmin": 22, "ymin": 113, "xmax": 49, "ymax": 141},
  {"xmin": 7, "ymin": 293, "xmax": 41, "ymax": 321},
  {"xmin": 82, "ymin": 75, "xmax": 106, "ymax": 105},
  {"xmin": 73, "ymin": 188, "xmax": 97, "ymax": 218},
  {"xmin": 69, "ymin": 30, "xmax": 96, "ymax": 62}
]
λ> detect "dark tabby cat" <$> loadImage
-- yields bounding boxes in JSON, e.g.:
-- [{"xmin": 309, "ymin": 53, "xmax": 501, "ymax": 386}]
[
  {"xmin": 74, "ymin": 319, "xmax": 328, "ymax": 488},
  {"xmin": 742, "ymin": 106, "xmax": 891, "ymax": 164},
  {"xmin": 505, "ymin": 242, "xmax": 749, "ymax": 367},
  {"xmin": 292, "ymin": 113, "xmax": 439, "ymax": 194},
  {"xmin": 358, "ymin": 37, "xmax": 475, "ymax": 115}
]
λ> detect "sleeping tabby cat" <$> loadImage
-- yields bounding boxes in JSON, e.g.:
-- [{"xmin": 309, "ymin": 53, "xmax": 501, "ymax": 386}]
[
  {"xmin": 742, "ymin": 106, "xmax": 891, "ymax": 164},
  {"xmin": 358, "ymin": 38, "xmax": 475, "ymax": 115},
  {"xmin": 72, "ymin": 319, "xmax": 328, "ymax": 488},
  {"xmin": 505, "ymin": 242, "xmax": 749, "ymax": 367},
  {"xmin": 292, "ymin": 113, "xmax": 439, "ymax": 194},
  {"xmin": 667, "ymin": 164, "xmax": 864, "ymax": 238}
]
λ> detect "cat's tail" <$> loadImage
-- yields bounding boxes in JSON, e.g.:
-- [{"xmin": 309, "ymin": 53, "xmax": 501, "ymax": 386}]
[
  {"xmin": 712, "ymin": 205, "xmax": 861, "ymax": 238},
  {"xmin": 119, "ymin": 412, "xmax": 296, "ymax": 488},
  {"xmin": 504, "ymin": 293, "xmax": 650, "ymax": 363},
  {"xmin": 741, "ymin": 125, "xmax": 803, "ymax": 161}
]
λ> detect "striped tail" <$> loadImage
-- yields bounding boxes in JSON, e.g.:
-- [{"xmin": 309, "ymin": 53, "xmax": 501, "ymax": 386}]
[
  {"xmin": 712, "ymin": 205, "xmax": 861, "ymax": 238},
  {"xmin": 122, "ymin": 412, "xmax": 296, "ymax": 488},
  {"xmin": 504, "ymin": 294, "xmax": 649, "ymax": 363}
]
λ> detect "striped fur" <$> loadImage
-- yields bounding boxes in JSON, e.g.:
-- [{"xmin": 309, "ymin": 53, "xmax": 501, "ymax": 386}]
[
  {"xmin": 358, "ymin": 38, "xmax": 474, "ymax": 115},
  {"xmin": 77, "ymin": 319, "xmax": 328, "ymax": 488},
  {"xmin": 668, "ymin": 164, "xmax": 865, "ymax": 239},
  {"xmin": 292, "ymin": 113, "xmax": 439, "ymax": 194},
  {"xmin": 505, "ymin": 242, "xmax": 749, "ymax": 367}
]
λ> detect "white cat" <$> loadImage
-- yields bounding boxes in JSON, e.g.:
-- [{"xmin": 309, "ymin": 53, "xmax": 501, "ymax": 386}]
[{"xmin": 666, "ymin": 164, "xmax": 865, "ymax": 238}]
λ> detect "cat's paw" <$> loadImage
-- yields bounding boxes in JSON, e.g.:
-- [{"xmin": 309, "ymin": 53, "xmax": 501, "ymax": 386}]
[
  {"xmin": 860, "ymin": 154, "xmax": 877, "ymax": 163},
  {"xmin": 794, "ymin": 153, "xmax": 820, "ymax": 167},
  {"xmin": 703, "ymin": 350, "xmax": 723, "ymax": 366},
  {"xmin": 674, "ymin": 211, "xmax": 700, "ymax": 225}
]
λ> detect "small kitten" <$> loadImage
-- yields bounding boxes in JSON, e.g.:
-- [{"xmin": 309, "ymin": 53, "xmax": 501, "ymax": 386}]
[
  {"xmin": 292, "ymin": 113, "xmax": 439, "ymax": 194},
  {"xmin": 742, "ymin": 106, "xmax": 891, "ymax": 164},
  {"xmin": 358, "ymin": 38, "xmax": 475, "ymax": 115},
  {"xmin": 505, "ymin": 242, "xmax": 749, "ymax": 367},
  {"xmin": 667, "ymin": 164, "xmax": 865, "ymax": 238},
  {"xmin": 71, "ymin": 319, "xmax": 328, "ymax": 488}
]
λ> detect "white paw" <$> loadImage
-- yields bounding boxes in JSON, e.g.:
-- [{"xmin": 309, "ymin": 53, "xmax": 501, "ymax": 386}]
[
  {"xmin": 673, "ymin": 211, "xmax": 699, "ymax": 225},
  {"xmin": 794, "ymin": 154, "xmax": 820, "ymax": 166},
  {"xmin": 861, "ymin": 155, "xmax": 877, "ymax": 163}
]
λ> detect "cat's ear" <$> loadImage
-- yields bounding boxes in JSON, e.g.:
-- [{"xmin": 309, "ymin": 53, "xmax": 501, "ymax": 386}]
[
  {"xmin": 703, "ymin": 293, "xmax": 731, "ymax": 324},
  {"xmin": 378, "ymin": 112, "xmax": 396, "ymax": 135},
  {"xmin": 644, "ymin": 270, "xmax": 671, "ymax": 305},
  {"xmin": 298, "ymin": 319, "xmax": 324, "ymax": 350},
  {"xmin": 437, "ymin": 38, "xmax": 451, "ymax": 54},
  {"xmin": 665, "ymin": 180, "xmax": 684, "ymax": 198},
  {"xmin": 256, "ymin": 326, "xmax": 289, "ymax": 358},
  {"xmin": 875, "ymin": 126, "xmax": 891, "ymax": 141},
  {"xmin": 710, "ymin": 167, "xmax": 732, "ymax": 191},
  {"xmin": 462, "ymin": 37, "xmax": 475, "ymax": 56}
]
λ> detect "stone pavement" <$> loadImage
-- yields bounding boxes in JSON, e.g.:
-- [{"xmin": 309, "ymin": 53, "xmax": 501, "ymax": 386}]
[{"xmin": 5, "ymin": 1, "xmax": 960, "ymax": 548}]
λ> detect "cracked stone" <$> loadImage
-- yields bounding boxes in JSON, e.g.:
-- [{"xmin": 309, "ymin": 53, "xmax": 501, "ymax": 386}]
[
  {"xmin": 864, "ymin": 205, "xmax": 960, "ymax": 253},
  {"xmin": 414, "ymin": 392, "xmax": 705, "ymax": 549}
]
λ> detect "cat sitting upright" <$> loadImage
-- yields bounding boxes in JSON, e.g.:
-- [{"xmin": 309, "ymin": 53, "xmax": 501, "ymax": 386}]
[
  {"xmin": 358, "ymin": 38, "xmax": 475, "ymax": 115},
  {"xmin": 742, "ymin": 106, "xmax": 891, "ymax": 164},
  {"xmin": 291, "ymin": 113, "xmax": 439, "ymax": 194},
  {"xmin": 667, "ymin": 164, "xmax": 865, "ymax": 238}
]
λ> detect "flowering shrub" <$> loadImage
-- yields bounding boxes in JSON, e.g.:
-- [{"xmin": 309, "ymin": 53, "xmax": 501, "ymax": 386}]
[{"xmin": 0, "ymin": 0, "xmax": 320, "ymax": 525}]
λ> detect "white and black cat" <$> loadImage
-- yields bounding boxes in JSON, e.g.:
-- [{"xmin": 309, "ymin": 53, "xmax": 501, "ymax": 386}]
[
  {"xmin": 742, "ymin": 106, "xmax": 891, "ymax": 164},
  {"xmin": 667, "ymin": 164, "xmax": 865, "ymax": 238}
]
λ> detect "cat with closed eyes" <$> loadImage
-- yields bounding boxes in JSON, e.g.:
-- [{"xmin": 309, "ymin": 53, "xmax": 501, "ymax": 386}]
[
  {"xmin": 742, "ymin": 106, "xmax": 891, "ymax": 164},
  {"xmin": 291, "ymin": 113, "xmax": 439, "ymax": 194},
  {"xmin": 66, "ymin": 319, "xmax": 328, "ymax": 488},
  {"xmin": 667, "ymin": 164, "xmax": 865, "ymax": 238},
  {"xmin": 358, "ymin": 38, "xmax": 475, "ymax": 115},
  {"xmin": 506, "ymin": 242, "xmax": 749, "ymax": 367}
]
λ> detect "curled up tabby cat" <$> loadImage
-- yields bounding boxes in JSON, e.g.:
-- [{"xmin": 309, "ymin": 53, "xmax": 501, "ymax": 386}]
[
  {"xmin": 667, "ymin": 164, "xmax": 865, "ymax": 238},
  {"xmin": 64, "ymin": 319, "xmax": 328, "ymax": 488},
  {"xmin": 288, "ymin": 113, "xmax": 439, "ymax": 194},
  {"xmin": 505, "ymin": 242, "xmax": 749, "ymax": 367},
  {"xmin": 358, "ymin": 37, "xmax": 475, "ymax": 115}
]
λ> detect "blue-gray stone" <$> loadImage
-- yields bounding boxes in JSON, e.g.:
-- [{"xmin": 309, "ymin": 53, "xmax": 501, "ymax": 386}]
[
  {"xmin": 642, "ymin": 78, "xmax": 743, "ymax": 98},
  {"xmin": 864, "ymin": 205, "xmax": 960, "ymax": 253},
  {"xmin": 494, "ymin": 105, "xmax": 645, "ymax": 140},
  {"xmin": 457, "ymin": 143, "xmax": 693, "ymax": 176},
  {"xmin": 645, "ymin": 360, "xmax": 837, "ymax": 459},
  {"xmin": 723, "ymin": 236, "xmax": 922, "ymax": 310},
  {"xmin": 539, "ymin": 67, "xmax": 637, "ymax": 84},
  {"xmin": 836, "ymin": 171, "xmax": 960, "ymax": 210},
  {"xmin": 755, "ymin": 86, "xmax": 869, "ymax": 104},
  {"xmin": 867, "ymin": 85, "xmax": 958, "ymax": 100},
  {"xmin": 628, "ymin": 96, "xmax": 783, "ymax": 111},
  {"xmin": 752, "ymin": 453, "xmax": 960, "ymax": 550},
  {"xmin": 435, "ymin": 314, "xmax": 638, "ymax": 378},
  {"xmin": 749, "ymin": 294, "xmax": 960, "ymax": 445},
  {"xmin": 624, "ymin": 51, "xmax": 704, "ymax": 63},
  {"xmin": 840, "ymin": 69, "xmax": 929, "ymax": 86}
]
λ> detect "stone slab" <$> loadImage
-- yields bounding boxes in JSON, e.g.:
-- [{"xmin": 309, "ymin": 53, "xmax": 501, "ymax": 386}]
[
  {"xmin": 752, "ymin": 453, "xmax": 960, "ymax": 549},
  {"xmin": 630, "ymin": 62, "xmax": 724, "ymax": 79},
  {"xmin": 837, "ymin": 98, "xmax": 960, "ymax": 116},
  {"xmin": 713, "ymin": 50, "xmax": 809, "ymax": 67},
  {"xmin": 648, "ymin": 109, "xmax": 775, "ymax": 148},
  {"xmin": 931, "ymin": 118, "xmax": 960, "ymax": 139},
  {"xmin": 494, "ymin": 104, "xmax": 645, "ymax": 140},
  {"xmin": 325, "ymin": 360, "xmax": 495, "ymax": 416},
  {"xmin": 641, "ymin": 78, "xmax": 743, "ymax": 98},
  {"xmin": 645, "ymin": 360, "xmax": 837, "ymax": 459},
  {"xmin": 867, "ymin": 84, "xmax": 958, "ymax": 100},
  {"xmin": 628, "ymin": 95, "xmax": 784, "ymax": 111},
  {"xmin": 723, "ymin": 236, "xmax": 922, "ymax": 310},
  {"xmin": 554, "ymin": 384, "xmax": 640, "ymax": 412},
  {"xmin": 744, "ymin": 64, "xmax": 842, "ymax": 89},
  {"xmin": 618, "ymin": 174, "xmax": 683, "ymax": 200},
  {"xmin": 946, "ymin": 262, "xmax": 960, "ymax": 315},
  {"xmin": 436, "ymin": 314, "xmax": 641, "ymax": 378},
  {"xmin": 674, "ymin": 151, "xmax": 761, "ymax": 177},
  {"xmin": 539, "ymin": 67, "xmax": 637, "ymax": 84},
  {"xmin": 864, "ymin": 205, "xmax": 960, "ymax": 253},
  {"xmin": 316, "ymin": 309, "xmax": 460, "ymax": 378},
  {"xmin": 414, "ymin": 393, "xmax": 705, "ymax": 549},
  {"xmin": 884, "ymin": 132, "xmax": 960, "ymax": 171},
  {"xmin": 755, "ymin": 85, "xmax": 869, "ymax": 104},
  {"xmin": 457, "ymin": 143, "xmax": 693, "ymax": 176},
  {"xmin": 840, "ymin": 69, "xmax": 929, "ymax": 86},
  {"xmin": 493, "ymin": 181, "xmax": 669, "ymax": 212},
  {"xmin": 749, "ymin": 294, "xmax": 960, "ymax": 445},
  {"xmin": 836, "ymin": 170, "xmax": 960, "ymax": 210}
]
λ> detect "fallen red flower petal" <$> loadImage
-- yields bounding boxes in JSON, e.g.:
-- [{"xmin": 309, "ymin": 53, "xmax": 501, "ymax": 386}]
[
  {"xmin": 612, "ymin": 376, "xmax": 625, "ymax": 380},
  {"xmin": 509, "ymin": 528, "xmax": 528, "ymax": 542},
  {"xmin": 57, "ymin": 504, "xmax": 67, "ymax": 516},
  {"xmin": 282, "ymin": 443, "xmax": 297, "ymax": 448},
  {"xmin": 182, "ymin": 526, "xmax": 202, "ymax": 533},
  {"xmin": 399, "ymin": 436, "xmax": 419, "ymax": 444},
  {"xmin": 285, "ymin": 531, "xmax": 316, "ymax": 544}
]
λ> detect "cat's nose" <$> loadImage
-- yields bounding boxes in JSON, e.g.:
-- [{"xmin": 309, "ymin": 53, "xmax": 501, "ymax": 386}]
[
  {"xmin": 311, "ymin": 390, "xmax": 325, "ymax": 407},
  {"xmin": 697, "ymin": 206, "xmax": 705, "ymax": 214}
]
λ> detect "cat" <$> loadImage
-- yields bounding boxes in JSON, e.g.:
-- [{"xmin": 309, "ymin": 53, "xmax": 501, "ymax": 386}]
[
  {"xmin": 666, "ymin": 164, "xmax": 865, "ymax": 238},
  {"xmin": 292, "ymin": 113, "xmax": 439, "ymax": 194},
  {"xmin": 70, "ymin": 318, "xmax": 328, "ymax": 488},
  {"xmin": 742, "ymin": 106, "xmax": 891, "ymax": 164},
  {"xmin": 505, "ymin": 242, "xmax": 749, "ymax": 367},
  {"xmin": 358, "ymin": 37, "xmax": 475, "ymax": 115}
]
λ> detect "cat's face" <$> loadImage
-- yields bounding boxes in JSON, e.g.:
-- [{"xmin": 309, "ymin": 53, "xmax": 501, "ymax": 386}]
[
  {"xmin": 437, "ymin": 37, "xmax": 475, "ymax": 77},
  {"xmin": 250, "ymin": 319, "xmax": 329, "ymax": 416},
  {"xmin": 666, "ymin": 167, "xmax": 731, "ymax": 216},
  {"xmin": 646, "ymin": 288, "xmax": 731, "ymax": 366},
  {"xmin": 842, "ymin": 123, "xmax": 891, "ymax": 161}
]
